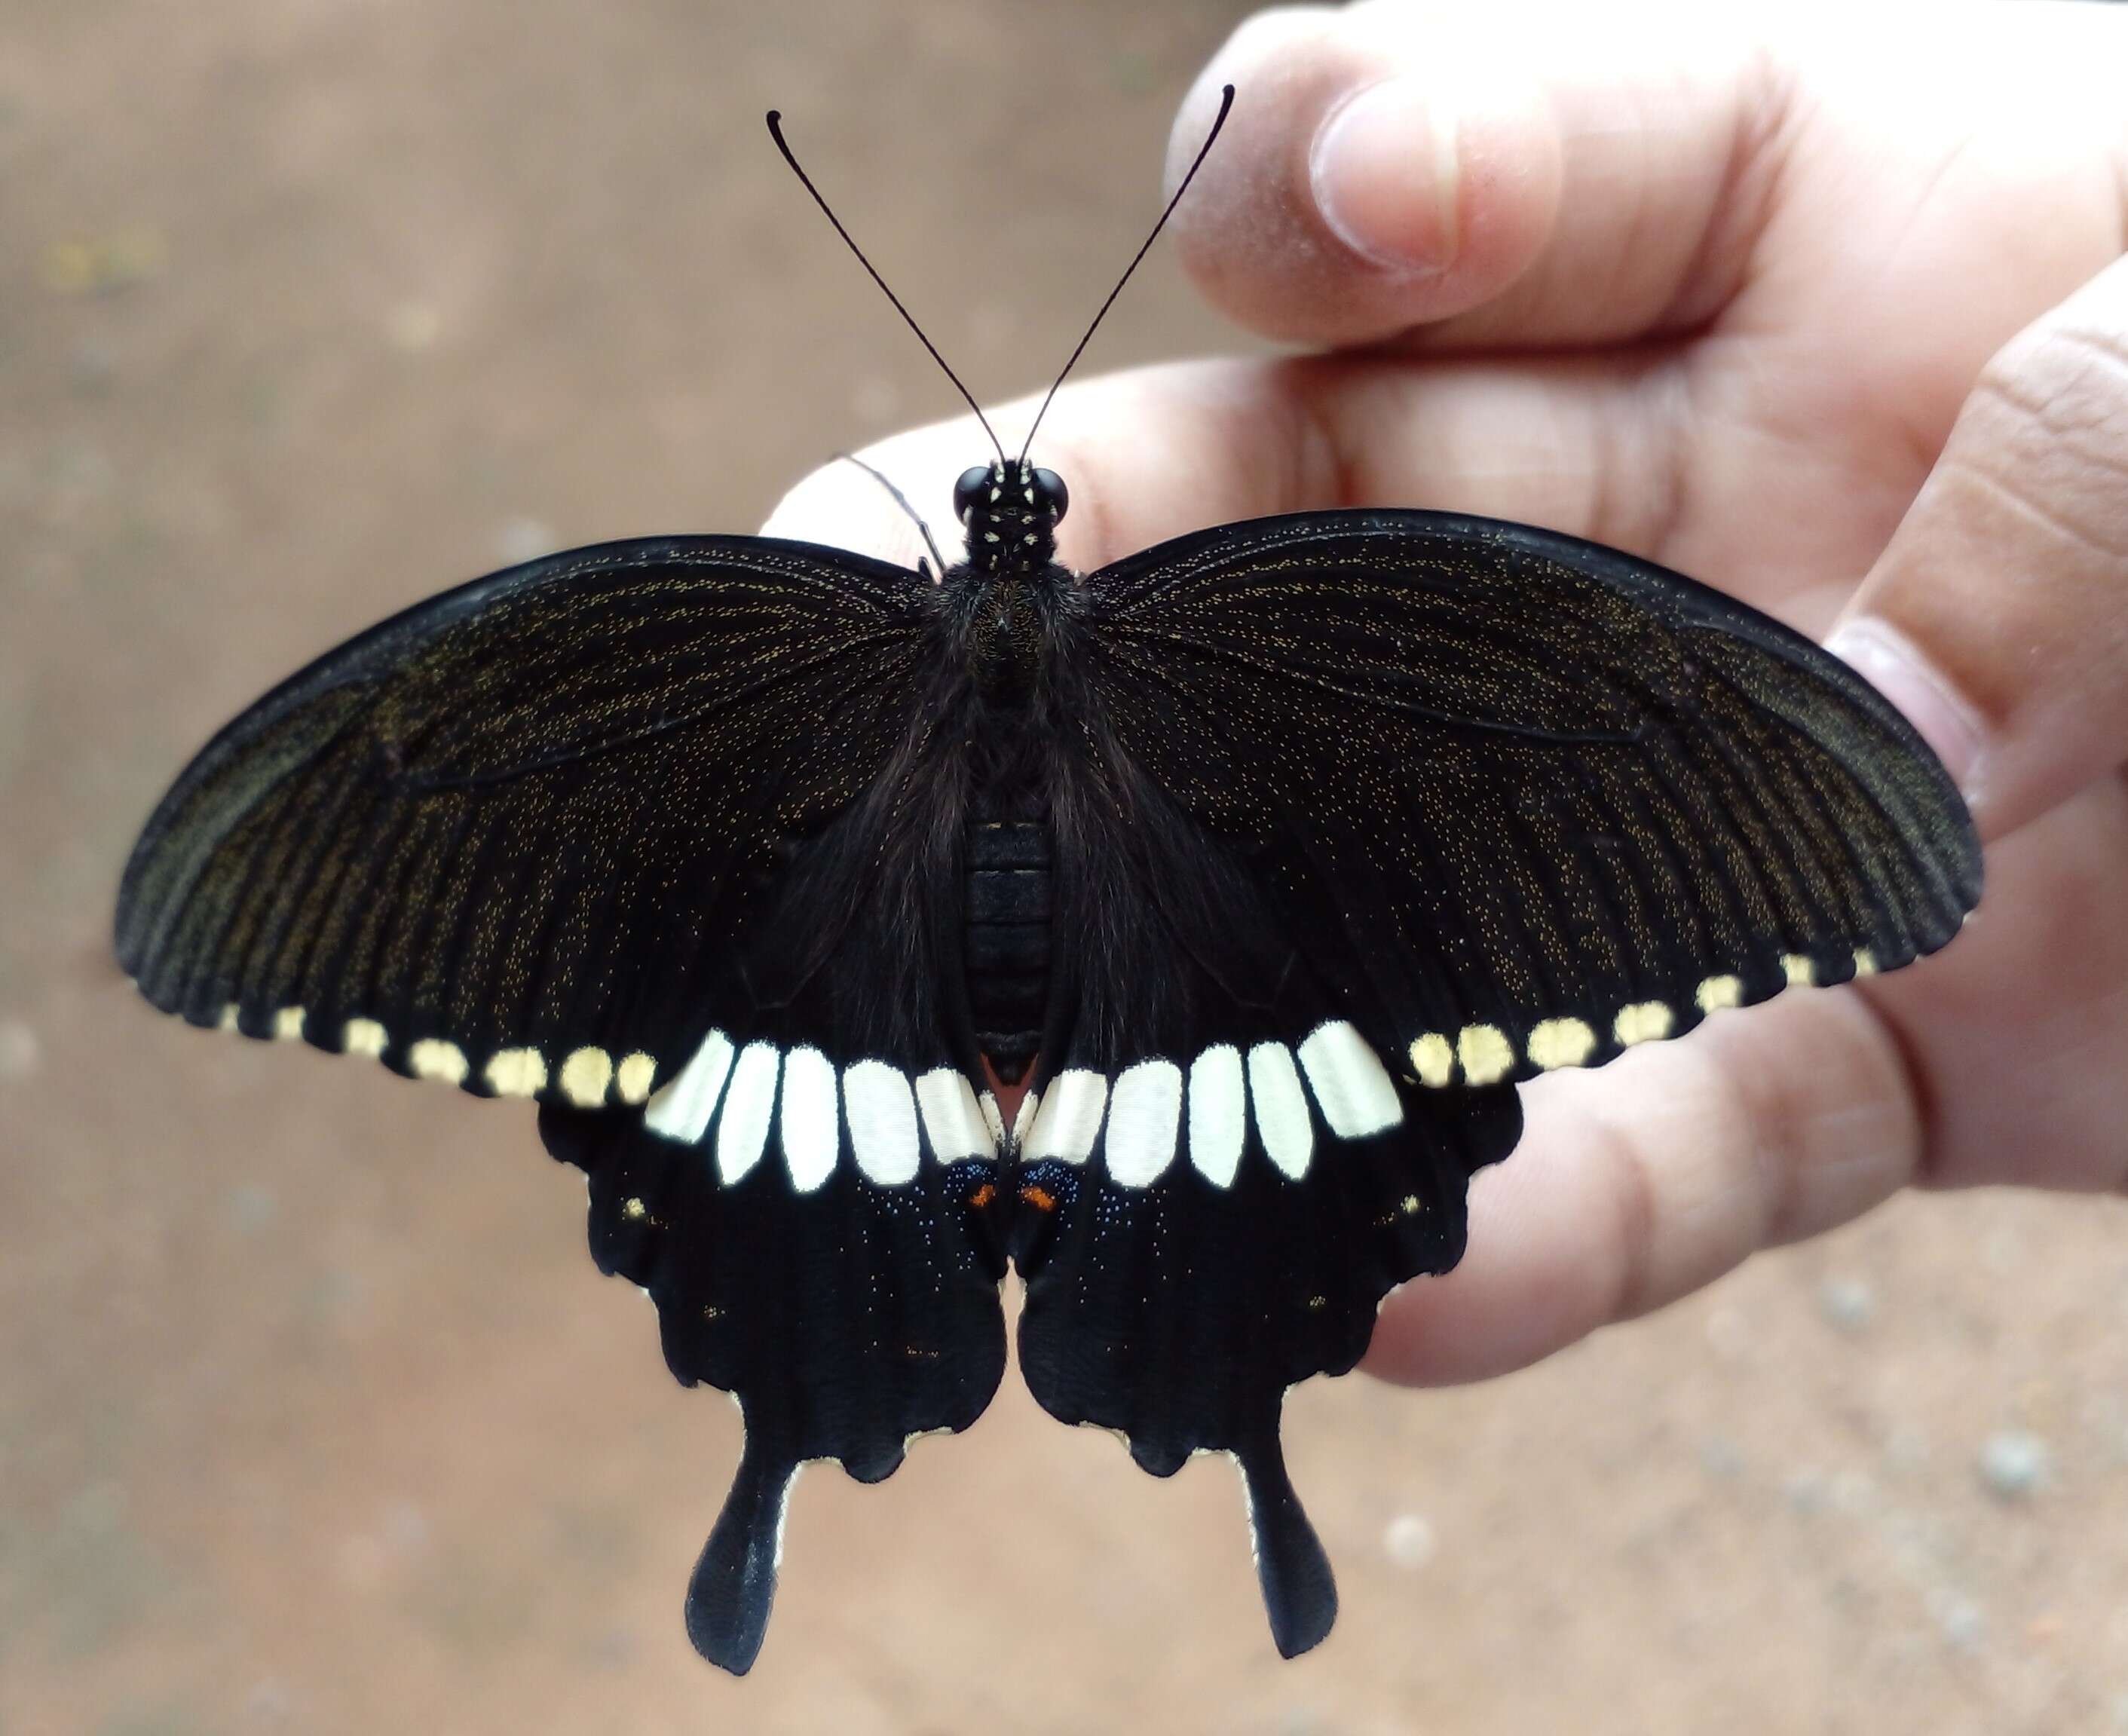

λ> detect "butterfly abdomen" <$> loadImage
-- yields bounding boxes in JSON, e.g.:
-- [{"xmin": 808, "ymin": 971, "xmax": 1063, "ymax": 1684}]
[{"xmin": 964, "ymin": 816, "xmax": 1049, "ymax": 1085}]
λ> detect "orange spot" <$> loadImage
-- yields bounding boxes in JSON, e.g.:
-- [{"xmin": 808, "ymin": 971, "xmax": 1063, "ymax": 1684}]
[
  {"xmin": 1018, "ymin": 1184, "xmax": 1057, "ymax": 1213},
  {"xmin": 968, "ymin": 1182, "xmax": 997, "ymax": 1209}
]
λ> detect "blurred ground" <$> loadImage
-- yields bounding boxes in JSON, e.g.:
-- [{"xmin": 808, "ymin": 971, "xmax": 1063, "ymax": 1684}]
[{"xmin": 5, "ymin": 2, "xmax": 2128, "ymax": 1731}]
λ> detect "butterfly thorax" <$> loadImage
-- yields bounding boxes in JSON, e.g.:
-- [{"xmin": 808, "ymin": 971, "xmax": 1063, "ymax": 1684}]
[
  {"xmin": 957, "ymin": 576, "xmax": 1050, "ymax": 707},
  {"xmin": 945, "ymin": 459, "xmax": 1072, "ymax": 708}
]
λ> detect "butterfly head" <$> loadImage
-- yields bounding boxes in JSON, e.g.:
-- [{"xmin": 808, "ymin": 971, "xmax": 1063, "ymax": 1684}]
[{"xmin": 955, "ymin": 460, "xmax": 1068, "ymax": 577}]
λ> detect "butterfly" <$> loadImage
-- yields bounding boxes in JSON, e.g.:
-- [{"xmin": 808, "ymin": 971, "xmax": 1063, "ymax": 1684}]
[{"xmin": 112, "ymin": 89, "xmax": 1980, "ymax": 1673}]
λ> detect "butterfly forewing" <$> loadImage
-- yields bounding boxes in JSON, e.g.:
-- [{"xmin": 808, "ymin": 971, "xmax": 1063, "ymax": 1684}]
[
  {"xmin": 116, "ymin": 536, "xmax": 936, "ymax": 1107},
  {"xmin": 1076, "ymin": 510, "xmax": 1981, "ymax": 1091}
]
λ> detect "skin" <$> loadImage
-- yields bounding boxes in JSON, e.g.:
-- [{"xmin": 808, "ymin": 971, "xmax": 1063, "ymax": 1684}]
[{"xmin": 761, "ymin": 1, "xmax": 2128, "ymax": 1387}]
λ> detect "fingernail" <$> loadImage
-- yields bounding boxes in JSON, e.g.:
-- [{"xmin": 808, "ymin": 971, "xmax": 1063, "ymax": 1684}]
[
  {"xmin": 1309, "ymin": 79, "xmax": 1460, "ymax": 274},
  {"xmin": 1824, "ymin": 618, "xmax": 1987, "ymax": 805}
]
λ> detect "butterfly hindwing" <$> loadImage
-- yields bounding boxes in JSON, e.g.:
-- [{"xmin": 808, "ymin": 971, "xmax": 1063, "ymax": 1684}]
[
  {"xmin": 524, "ymin": 666, "xmax": 1013, "ymax": 1675},
  {"xmin": 1012, "ymin": 750, "xmax": 1523, "ymax": 1655},
  {"xmin": 540, "ymin": 1029, "xmax": 1007, "ymax": 1676},
  {"xmin": 115, "ymin": 535, "xmax": 939, "ymax": 1109},
  {"xmin": 1074, "ymin": 508, "xmax": 1983, "ymax": 1089}
]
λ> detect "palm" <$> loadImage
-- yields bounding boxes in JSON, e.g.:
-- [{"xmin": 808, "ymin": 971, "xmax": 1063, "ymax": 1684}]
[{"xmin": 765, "ymin": 8, "xmax": 2128, "ymax": 1382}]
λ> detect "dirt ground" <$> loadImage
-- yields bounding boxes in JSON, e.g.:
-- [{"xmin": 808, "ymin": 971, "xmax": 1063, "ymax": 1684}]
[{"xmin": 5, "ymin": 2, "xmax": 2127, "ymax": 1731}]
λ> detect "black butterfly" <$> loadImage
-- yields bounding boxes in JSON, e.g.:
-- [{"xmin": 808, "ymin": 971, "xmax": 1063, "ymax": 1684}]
[{"xmin": 113, "ymin": 90, "xmax": 1980, "ymax": 1673}]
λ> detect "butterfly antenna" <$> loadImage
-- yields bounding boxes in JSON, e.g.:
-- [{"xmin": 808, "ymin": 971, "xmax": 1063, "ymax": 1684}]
[
  {"xmin": 1018, "ymin": 83, "xmax": 1235, "ymax": 465},
  {"xmin": 768, "ymin": 110, "xmax": 1007, "ymax": 467},
  {"xmin": 834, "ymin": 452, "xmax": 948, "ymax": 577}
]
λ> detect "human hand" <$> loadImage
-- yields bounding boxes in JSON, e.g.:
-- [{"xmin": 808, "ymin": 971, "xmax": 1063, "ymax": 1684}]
[{"xmin": 763, "ymin": 2, "xmax": 2128, "ymax": 1385}]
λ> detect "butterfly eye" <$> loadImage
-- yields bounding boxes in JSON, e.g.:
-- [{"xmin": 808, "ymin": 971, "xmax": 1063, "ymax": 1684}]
[
  {"xmin": 1031, "ymin": 467, "xmax": 1069, "ymax": 524},
  {"xmin": 953, "ymin": 466, "xmax": 993, "ymax": 522}
]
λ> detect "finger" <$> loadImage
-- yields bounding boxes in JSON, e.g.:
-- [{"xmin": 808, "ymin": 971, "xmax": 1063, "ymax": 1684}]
[
  {"xmin": 1826, "ymin": 254, "xmax": 2128, "ymax": 841},
  {"xmin": 1367, "ymin": 770, "xmax": 2128, "ymax": 1388},
  {"xmin": 1364, "ymin": 985, "xmax": 1923, "ymax": 1387},
  {"xmin": 761, "ymin": 363, "xmax": 1352, "ymax": 572},
  {"xmin": 1860, "ymin": 775, "xmax": 2128, "ymax": 1194},
  {"xmin": 763, "ymin": 352, "xmax": 1904, "ymax": 621},
  {"xmin": 1165, "ymin": 1, "xmax": 1769, "ymax": 348},
  {"xmin": 1170, "ymin": 2, "xmax": 2128, "ymax": 357}
]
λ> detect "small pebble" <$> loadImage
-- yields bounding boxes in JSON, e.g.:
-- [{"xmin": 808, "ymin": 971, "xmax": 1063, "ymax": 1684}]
[
  {"xmin": 1977, "ymin": 1431, "xmax": 2050, "ymax": 1502},
  {"xmin": 1928, "ymin": 1588, "xmax": 1986, "ymax": 1652},
  {"xmin": 1382, "ymin": 1513, "xmax": 1435, "ymax": 1571},
  {"xmin": 1698, "ymin": 1436, "xmax": 1743, "ymax": 1480},
  {"xmin": 1817, "ymin": 1275, "xmax": 1876, "ymax": 1333}
]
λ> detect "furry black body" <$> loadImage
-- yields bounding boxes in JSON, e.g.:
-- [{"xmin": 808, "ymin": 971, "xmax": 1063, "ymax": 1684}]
[
  {"xmin": 962, "ymin": 817, "xmax": 1049, "ymax": 1084},
  {"xmin": 941, "ymin": 463, "xmax": 1072, "ymax": 1087},
  {"xmin": 115, "ymin": 458, "xmax": 1980, "ymax": 1674}
]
